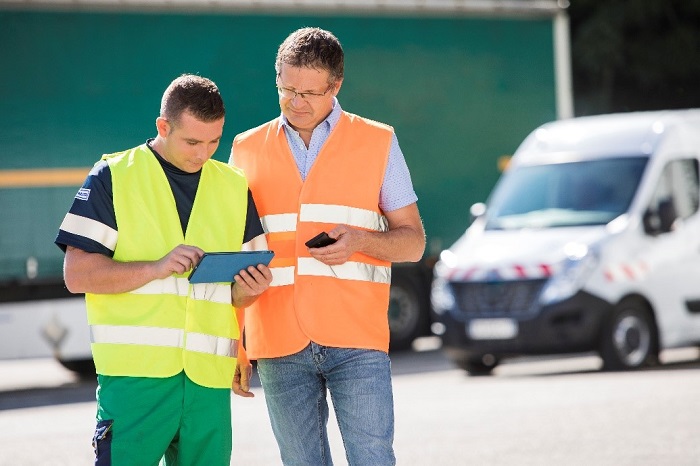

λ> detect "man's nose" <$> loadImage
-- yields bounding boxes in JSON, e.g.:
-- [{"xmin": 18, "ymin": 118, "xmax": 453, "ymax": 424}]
[
  {"xmin": 290, "ymin": 94, "xmax": 305, "ymax": 106},
  {"xmin": 204, "ymin": 142, "xmax": 220, "ymax": 158}
]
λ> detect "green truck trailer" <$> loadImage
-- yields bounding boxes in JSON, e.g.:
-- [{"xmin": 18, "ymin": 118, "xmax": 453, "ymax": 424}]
[{"xmin": 0, "ymin": 0, "xmax": 572, "ymax": 371}]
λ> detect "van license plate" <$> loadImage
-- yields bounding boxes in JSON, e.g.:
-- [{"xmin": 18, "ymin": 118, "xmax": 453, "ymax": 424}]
[{"xmin": 468, "ymin": 318, "xmax": 518, "ymax": 340}]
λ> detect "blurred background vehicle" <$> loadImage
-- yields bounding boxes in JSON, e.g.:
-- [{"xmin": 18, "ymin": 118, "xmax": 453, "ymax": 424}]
[{"xmin": 431, "ymin": 109, "xmax": 700, "ymax": 375}]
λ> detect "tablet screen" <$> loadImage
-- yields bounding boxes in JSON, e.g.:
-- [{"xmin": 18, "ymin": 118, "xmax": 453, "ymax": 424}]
[{"xmin": 187, "ymin": 251, "xmax": 274, "ymax": 284}]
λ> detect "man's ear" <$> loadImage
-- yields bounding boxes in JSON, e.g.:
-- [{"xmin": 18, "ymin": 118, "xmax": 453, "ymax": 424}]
[
  {"xmin": 155, "ymin": 116, "xmax": 170, "ymax": 137},
  {"xmin": 332, "ymin": 79, "xmax": 343, "ymax": 96}
]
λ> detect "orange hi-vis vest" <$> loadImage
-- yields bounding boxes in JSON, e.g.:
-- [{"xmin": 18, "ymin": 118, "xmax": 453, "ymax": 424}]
[{"xmin": 233, "ymin": 111, "xmax": 393, "ymax": 358}]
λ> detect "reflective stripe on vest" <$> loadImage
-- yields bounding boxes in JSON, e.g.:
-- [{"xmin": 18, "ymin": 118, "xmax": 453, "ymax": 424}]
[
  {"xmin": 263, "ymin": 204, "xmax": 388, "ymax": 287},
  {"xmin": 298, "ymin": 257, "xmax": 390, "ymax": 283},
  {"xmin": 270, "ymin": 266, "xmax": 295, "ymax": 287},
  {"xmin": 130, "ymin": 277, "xmax": 232, "ymax": 304},
  {"xmin": 300, "ymin": 204, "xmax": 388, "ymax": 231},
  {"xmin": 262, "ymin": 205, "xmax": 387, "ymax": 233},
  {"xmin": 186, "ymin": 332, "xmax": 239, "ymax": 358},
  {"xmin": 90, "ymin": 325, "xmax": 239, "ymax": 358},
  {"xmin": 261, "ymin": 213, "xmax": 297, "ymax": 233}
]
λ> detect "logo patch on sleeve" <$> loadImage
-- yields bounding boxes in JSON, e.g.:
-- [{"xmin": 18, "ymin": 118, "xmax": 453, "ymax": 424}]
[{"xmin": 75, "ymin": 188, "xmax": 91, "ymax": 201}]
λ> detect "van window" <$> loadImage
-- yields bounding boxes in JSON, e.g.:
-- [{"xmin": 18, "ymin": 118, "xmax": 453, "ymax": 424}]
[
  {"xmin": 485, "ymin": 157, "xmax": 648, "ymax": 229},
  {"xmin": 644, "ymin": 158, "xmax": 700, "ymax": 234}
]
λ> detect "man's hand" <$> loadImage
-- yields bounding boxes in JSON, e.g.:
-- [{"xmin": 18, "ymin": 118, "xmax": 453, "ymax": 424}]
[
  {"xmin": 307, "ymin": 203, "xmax": 426, "ymax": 265},
  {"xmin": 306, "ymin": 225, "xmax": 355, "ymax": 265},
  {"xmin": 232, "ymin": 361, "xmax": 255, "ymax": 398},
  {"xmin": 153, "ymin": 244, "xmax": 205, "ymax": 279},
  {"xmin": 64, "ymin": 244, "xmax": 205, "ymax": 294},
  {"xmin": 232, "ymin": 264, "xmax": 273, "ymax": 308}
]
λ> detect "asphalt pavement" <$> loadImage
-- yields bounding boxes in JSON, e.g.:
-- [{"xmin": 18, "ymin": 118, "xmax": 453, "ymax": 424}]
[{"xmin": 2, "ymin": 339, "xmax": 700, "ymax": 465}]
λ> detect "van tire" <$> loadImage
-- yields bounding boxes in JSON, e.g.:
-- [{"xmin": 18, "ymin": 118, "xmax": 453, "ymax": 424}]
[
  {"xmin": 57, "ymin": 357, "xmax": 96, "ymax": 378},
  {"xmin": 388, "ymin": 271, "xmax": 429, "ymax": 351},
  {"xmin": 600, "ymin": 297, "xmax": 659, "ymax": 371},
  {"xmin": 456, "ymin": 354, "xmax": 499, "ymax": 376}
]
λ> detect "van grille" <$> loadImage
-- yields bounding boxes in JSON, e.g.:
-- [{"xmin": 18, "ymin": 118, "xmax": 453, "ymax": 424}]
[{"xmin": 450, "ymin": 279, "xmax": 547, "ymax": 316}]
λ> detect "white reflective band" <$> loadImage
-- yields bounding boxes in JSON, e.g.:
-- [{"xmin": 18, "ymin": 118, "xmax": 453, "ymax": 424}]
[
  {"xmin": 91, "ymin": 325, "xmax": 238, "ymax": 358},
  {"xmin": 130, "ymin": 278, "xmax": 231, "ymax": 305},
  {"xmin": 297, "ymin": 257, "xmax": 391, "ymax": 284},
  {"xmin": 190, "ymin": 283, "xmax": 232, "ymax": 304},
  {"xmin": 241, "ymin": 233, "xmax": 269, "ymax": 251},
  {"xmin": 261, "ymin": 213, "xmax": 298, "ymax": 233},
  {"xmin": 300, "ymin": 204, "xmax": 388, "ymax": 231},
  {"xmin": 60, "ymin": 213, "xmax": 118, "ymax": 251},
  {"xmin": 91, "ymin": 325, "xmax": 184, "ymax": 347},
  {"xmin": 131, "ymin": 277, "xmax": 189, "ymax": 297},
  {"xmin": 270, "ymin": 266, "xmax": 295, "ymax": 287},
  {"xmin": 186, "ymin": 332, "xmax": 238, "ymax": 358}
]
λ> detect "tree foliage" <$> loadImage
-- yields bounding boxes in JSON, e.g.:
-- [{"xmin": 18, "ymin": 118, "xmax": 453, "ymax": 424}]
[{"xmin": 569, "ymin": 0, "xmax": 700, "ymax": 115}]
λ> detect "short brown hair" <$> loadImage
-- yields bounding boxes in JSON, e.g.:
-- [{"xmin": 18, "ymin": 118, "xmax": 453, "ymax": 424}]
[
  {"xmin": 160, "ymin": 74, "xmax": 225, "ymax": 126},
  {"xmin": 275, "ymin": 27, "xmax": 344, "ymax": 84}
]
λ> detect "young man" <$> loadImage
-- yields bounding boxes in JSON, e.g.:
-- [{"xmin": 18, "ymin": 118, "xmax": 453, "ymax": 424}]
[
  {"xmin": 55, "ymin": 74, "xmax": 272, "ymax": 465},
  {"xmin": 231, "ymin": 28, "xmax": 426, "ymax": 465}
]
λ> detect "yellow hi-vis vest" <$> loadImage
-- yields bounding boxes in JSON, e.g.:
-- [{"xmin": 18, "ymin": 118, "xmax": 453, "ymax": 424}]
[
  {"xmin": 86, "ymin": 144, "xmax": 248, "ymax": 389},
  {"xmin": 233, "ymin": 111, "xmax": 393, "ymax": 358}
]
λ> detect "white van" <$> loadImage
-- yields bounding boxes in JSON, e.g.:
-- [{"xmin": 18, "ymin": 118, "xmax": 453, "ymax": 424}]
[{"xmin": 431, "ymin": 109, "xmax": 700, "ymax": 375}]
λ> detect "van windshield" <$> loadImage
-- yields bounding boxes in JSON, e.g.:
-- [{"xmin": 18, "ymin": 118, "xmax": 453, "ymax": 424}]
[{"xmin": 485, "ymin": 157, "xmax": 649, "ymax": 230}]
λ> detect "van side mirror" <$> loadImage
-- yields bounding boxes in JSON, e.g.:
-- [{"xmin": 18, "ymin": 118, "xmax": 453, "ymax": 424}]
[
  {"xmin": 643, "ymin": 198, "xmax": 677, "ymax": 236},
  {"xmin": 642, "ymin": 209, "xmax": 659, "ymax": 235},
  {"xmin": 470, "ymin": 202, "xmax": 486, "ymax": 222},
  {"xmin": 658, "ymin": 198, "xmax": 678, "ymax": 232}
]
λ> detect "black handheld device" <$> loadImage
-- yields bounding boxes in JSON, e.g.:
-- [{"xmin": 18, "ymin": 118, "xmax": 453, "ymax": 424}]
[{"xmin": 305, "ymin": 232, "xmax": 337, "ymax": 248}]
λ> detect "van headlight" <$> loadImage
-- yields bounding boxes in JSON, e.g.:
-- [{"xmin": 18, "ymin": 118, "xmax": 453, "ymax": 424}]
[
  {"xmin": 539, "ymin": 243, "xmax": 598, "ymax": 305},
  {"xmin": 431, "ymin": 276, "xmax": 455, "ymax": 315},
  {"xmin": 431, "ymin": 253, "xmax": 458, "ymax": 315}
]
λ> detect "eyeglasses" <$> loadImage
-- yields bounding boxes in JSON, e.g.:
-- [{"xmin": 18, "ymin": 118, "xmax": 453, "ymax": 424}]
[{"xmin": 276, "ymin": 84, "xmax": 333, "ymax": 101}]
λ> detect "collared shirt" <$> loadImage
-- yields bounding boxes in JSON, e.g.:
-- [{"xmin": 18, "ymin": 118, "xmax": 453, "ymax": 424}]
[{"xmin": 231, "ymin": 99, "xmax": 418, "ymax": 213}]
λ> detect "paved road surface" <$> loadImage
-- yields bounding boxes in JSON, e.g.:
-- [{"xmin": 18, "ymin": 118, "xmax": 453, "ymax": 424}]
[{"xmin": 1, "ymin": 340, "xmax": 699, "ymax": 465}]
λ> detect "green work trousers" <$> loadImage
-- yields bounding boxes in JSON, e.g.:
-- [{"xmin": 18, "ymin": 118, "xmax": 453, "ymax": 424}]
[{"xmin": 92, "ymin": 371, "xmax": 232, "ymax": 466}]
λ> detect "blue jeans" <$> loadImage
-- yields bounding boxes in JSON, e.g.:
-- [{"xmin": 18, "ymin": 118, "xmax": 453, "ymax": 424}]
[{"xmin": 256, "ymin": 343, "xmax": 396, "ymax": 466}]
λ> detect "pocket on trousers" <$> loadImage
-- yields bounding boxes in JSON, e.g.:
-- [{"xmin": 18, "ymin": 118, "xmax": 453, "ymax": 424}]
[{"xmin": 92, "ymin": 419, "xmax": 114, "ymax": 465}]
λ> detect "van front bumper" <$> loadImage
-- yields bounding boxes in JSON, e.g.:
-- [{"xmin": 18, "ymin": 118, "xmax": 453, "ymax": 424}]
[{"xmin": 437, "ymin": 290, "xmax": 613, "ymax": 359}]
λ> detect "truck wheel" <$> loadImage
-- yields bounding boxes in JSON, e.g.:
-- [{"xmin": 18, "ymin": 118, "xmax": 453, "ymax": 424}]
[
  {"xmin": 388, "ymin": 272, "xmax": 429, "ymax": 351},
  {"xmin": 455, "ymin": 354, "xmax": 499, "ymax": 376},
  {"xmin": 600, "ymin": 298, "xmax": 659, "ymax": 371},
  {"xmin": 57, "ymin": 358, "xmax": 96, "ymax": 378}
]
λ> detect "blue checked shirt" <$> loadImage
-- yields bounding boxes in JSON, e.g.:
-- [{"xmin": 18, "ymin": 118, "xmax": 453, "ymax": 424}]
[{"xmin": 231, "ymin": 99, "xmax": 418, "ymax": 213}]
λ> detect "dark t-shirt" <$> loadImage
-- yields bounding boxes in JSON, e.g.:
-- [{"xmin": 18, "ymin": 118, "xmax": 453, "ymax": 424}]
[{"xmin": 55, "ymin": 141, "xmax": 264, "ymax": 255}]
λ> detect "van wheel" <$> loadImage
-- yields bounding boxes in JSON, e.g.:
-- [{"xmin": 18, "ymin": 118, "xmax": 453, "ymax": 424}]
[
  {"xmin": 57, "ymin": 357, "xmax": 96, "ymax": 378},
  {"xmin": 456, "ymin": 354, "xmax": 499, "ymax": 376},
  {"xmin": 600, "ymin": 298, "xmax": 659, "ymax": 371},
  {"xmin": 388, "ymin": 272, "xmax": 429, "ymax": 351}
]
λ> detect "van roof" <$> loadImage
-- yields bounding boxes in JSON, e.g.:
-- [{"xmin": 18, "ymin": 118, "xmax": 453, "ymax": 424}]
[{"xmin": 513, "ymin": 109, "xmax": 700, "ymax": 164}]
